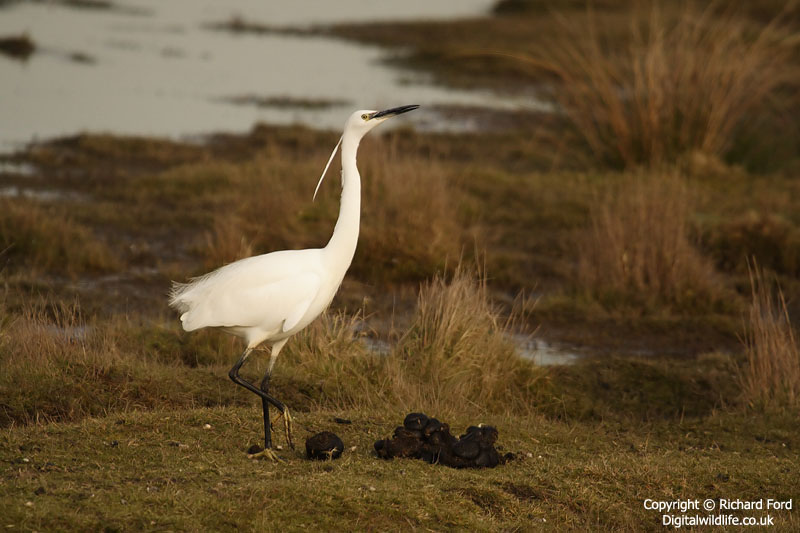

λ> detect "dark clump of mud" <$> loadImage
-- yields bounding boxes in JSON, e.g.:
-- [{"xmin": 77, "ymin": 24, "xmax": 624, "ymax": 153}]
[
  {"xmin": 374, "ymin": 412, "xmax": 509, "ymax": 468},
  {"xmin": 306, "ymin": 431, "xmax": 344, "ymax": 461},
  {"xmin": 0, "ymin": 34, "xmax": 35, "ymax": 61}
]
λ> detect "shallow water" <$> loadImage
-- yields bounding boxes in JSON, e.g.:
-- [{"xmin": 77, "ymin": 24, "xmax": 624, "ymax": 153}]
[
  {"xmin": 359, "ymin": 332, "xmax": 582, "ymax": 366},
  {"xmin": 513, "ymin": 335, "xmax": 584, "ymax": 366},
  {"xmin": 0, "ymin": 0, "xmax": 535, "ymax": 152}
]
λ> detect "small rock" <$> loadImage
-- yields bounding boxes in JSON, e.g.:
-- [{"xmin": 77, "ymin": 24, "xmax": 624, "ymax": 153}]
[
  {"xmin": 203, "ymin": 424, "xmax": 212, "ymax": 430},
  {"xmin": 306, "ymin": 431, "xmax": 344, "ymax": 460}
]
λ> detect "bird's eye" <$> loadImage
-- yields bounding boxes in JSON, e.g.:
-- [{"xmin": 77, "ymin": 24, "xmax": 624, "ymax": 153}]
[{"xmin": 361, "ymin": 113, "xmax": 370, "ymax": 121}]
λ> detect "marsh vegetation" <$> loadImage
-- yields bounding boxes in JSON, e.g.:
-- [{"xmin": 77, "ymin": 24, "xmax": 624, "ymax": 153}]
[{"xmin": 1, "ymin": 0, "xmax": 799, "ymax": 530}]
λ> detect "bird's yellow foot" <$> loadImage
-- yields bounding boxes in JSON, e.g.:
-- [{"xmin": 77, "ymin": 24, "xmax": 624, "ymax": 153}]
[
  {"xmin": 247, "ymin": 447, "xmax": 285, "ymax": 462},
  {"xmin": 274, "ymin": 408, "xmax": 295, "ymax": 450}
]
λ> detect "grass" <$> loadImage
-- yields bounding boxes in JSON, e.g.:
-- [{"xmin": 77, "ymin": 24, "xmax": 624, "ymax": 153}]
[
  {"xmin": 0, "ymin": 197, "xmax": 120, "ymax": 277},
  {"xmin": 523, "ymin": 3, "xmax": 798, "ymax": 169},
  {"xmin": 0, "ymin": 268, "xmax": 537, "ymax": 427},
  {"xmin": 332, "ymin": 2, "xmax": 800, "ymax": 171},
  {"xmin": 1, "ymin": 407, "xmax": 798, "ymax": 531},
  {"xmin": 200, "ymin": 136, "xmax": 464, "ymax": 282},
  {"xmin": 0, "ymin": 300, "xmax": 247, "ymax": 427},
  {"xmin": 1, "ymin": 1, "xmax": 799, "ymax": 528},
  {"xmin": 382, "ymin": 267, "xmax": 541, "ymax": 416},
  {"xmin": 739, "ymin": 265, "xmax": 800, "ymax": 409},
  {"xmin": 575, "ymin": 173, "xmax": 725, "ymax": 314}
]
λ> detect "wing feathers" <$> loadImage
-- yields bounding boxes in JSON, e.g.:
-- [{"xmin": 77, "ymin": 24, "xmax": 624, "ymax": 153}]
[{"xmin": 169, "ymin": 250, "xmax": 323, "ymax": 333}]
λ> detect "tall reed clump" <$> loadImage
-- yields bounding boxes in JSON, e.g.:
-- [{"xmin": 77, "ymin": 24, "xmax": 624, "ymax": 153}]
[
  {"xmin": 739, "ymin": 265, "xmax": 800, "ymax": 409},
  {"xmin": 530, "ymin": 3, "xmax": 796, "ymax": 168},
  {"xmin": 576, "ymin": 173, "xmax": 723, "ymax": 312},
  {"xmin": 382, "ymin": 266, "xmax": 541, "ymax": 416}
]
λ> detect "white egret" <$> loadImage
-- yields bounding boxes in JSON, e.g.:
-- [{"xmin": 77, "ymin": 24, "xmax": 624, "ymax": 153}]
[{"xmin": 169, "ymin": 105, "xmax": 419, "ymax": 461}]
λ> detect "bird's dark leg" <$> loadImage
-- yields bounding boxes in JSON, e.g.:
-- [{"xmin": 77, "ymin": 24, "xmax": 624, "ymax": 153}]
[
  {"xmin": 228, "ymin": 347, "xmax": 288, "ymax": 461},
  {"xmin": 259, "ymin": 371, "xmax": 273, "ymax": 451},
  {"xmin": 262, "ymin": 339, "xmax": 293, "ymax": 450}
]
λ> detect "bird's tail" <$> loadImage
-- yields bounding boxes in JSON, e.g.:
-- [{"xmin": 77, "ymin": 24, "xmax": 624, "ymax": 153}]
[{"xmin": 168, "ymin": 281, "xmax": 192, "ymax": 314}]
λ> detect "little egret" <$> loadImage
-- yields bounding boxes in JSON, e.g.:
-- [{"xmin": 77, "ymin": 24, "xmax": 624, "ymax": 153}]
[{"xmin": 169, "ymin": 105, "xmax": 419, "ymax": 461}]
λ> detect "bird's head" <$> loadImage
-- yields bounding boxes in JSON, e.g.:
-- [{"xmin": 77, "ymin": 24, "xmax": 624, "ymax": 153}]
[
  {"xmin": 312, "ymin": 105, "xmax": 419, "ymax": 200},
  {"xmin": 345, "ymin": 104, "xmax": 420, "ymax": 138}
]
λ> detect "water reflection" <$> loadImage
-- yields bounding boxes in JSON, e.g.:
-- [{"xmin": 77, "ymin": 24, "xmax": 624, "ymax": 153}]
[{"xmin": 0, "ymin": 0, "xmax": 527, "ymax": 151}]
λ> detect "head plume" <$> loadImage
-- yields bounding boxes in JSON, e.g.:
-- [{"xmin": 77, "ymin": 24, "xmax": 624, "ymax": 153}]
[{"xmin": 313, "ymin": 135, "xmax": 342, "ymax": 201}]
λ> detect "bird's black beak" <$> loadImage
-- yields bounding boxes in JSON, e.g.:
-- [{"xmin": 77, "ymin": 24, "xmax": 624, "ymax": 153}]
[{"xmin": 371, "ymin": 104, "xmax": 420, "ymax": 119}]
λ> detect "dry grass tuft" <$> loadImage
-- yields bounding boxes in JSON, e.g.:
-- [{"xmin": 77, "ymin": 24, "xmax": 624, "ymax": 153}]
[
  {"xmin": 576, "ymin": 173, "xmax": 723, "ymax": 311},
  {"xmin": 703, "ymin": 210, "xmax": 800, "ymax": 276},
  {"xmin": 280, "ymin": 311, "xmax": 383, "ymax": 410},
  {"xmin": 382, "ymin": 266, "xmax": 542, "ymax": 416},
  {"xmin": 527, "ymin": 3, "xmax": 796, "ymax": 168},
  {"xmin": 739, "ymin": 264, "xmax": 800, "ymax": 409},
  {"xmin": 0, "ymin": 198, "xmax": 119, "ymax": 276}
]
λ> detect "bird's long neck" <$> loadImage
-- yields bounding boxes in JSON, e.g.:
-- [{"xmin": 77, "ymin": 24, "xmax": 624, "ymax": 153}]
[{"xmin": 324, "ymin": 134, "xmax": 361, "ymax": 275}]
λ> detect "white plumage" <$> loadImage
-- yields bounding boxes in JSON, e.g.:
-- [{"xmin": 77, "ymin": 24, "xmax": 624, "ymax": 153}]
[
  {"xmin": 170, "ymin": 249, "xmax": 324, "ymax": 344},
  {"xmin": 168, "ymin": 105, "xmax": 419, "ymax": 460}
]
